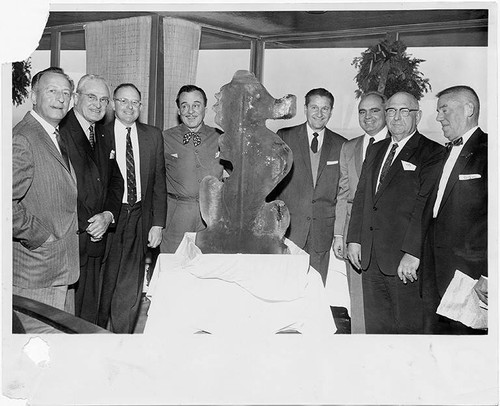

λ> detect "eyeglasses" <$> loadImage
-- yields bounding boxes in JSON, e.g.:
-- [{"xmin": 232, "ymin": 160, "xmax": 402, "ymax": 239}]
[
  {"xmin": 79, "ymin": 93, "xmax": 110, "ymax": 105},
  {"xmin": 359, "ymin": 108, "xmax": 382, "ymax": 116},
  {"xmin": 114, "ymin": 98, "xmax": 141, "ymax": 108},
  {"xmin": 385, "ymin": 108, "xmax": 419, "ymax": 117}
]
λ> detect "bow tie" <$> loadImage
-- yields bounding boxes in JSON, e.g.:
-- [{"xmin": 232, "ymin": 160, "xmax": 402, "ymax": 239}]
[
  {"xmin": 183, "ymin": 132, "xmax": 202, "ymax": 147},
  {"xmin": 445, "ymin": 137, "xmax": 463, "ymax": 150}
]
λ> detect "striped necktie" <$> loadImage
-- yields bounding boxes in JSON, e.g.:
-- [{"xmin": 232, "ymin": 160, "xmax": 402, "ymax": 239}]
[
  {"xmin": 54, "ymin": 128, "xmax": 71, "ymax": 172},
  {"xmin": 89, "ymin": 125, "xmax": 96, "ymax": 149},
  {"xmin": 125, "ymin": 127, "xmax": 137, "ymax": 206}
]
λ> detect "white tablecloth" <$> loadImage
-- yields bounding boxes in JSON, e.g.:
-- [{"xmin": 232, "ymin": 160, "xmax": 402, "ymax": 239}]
[{"xmin": 145, "ymin": 234, "xmax": 337, "ymax": 335}]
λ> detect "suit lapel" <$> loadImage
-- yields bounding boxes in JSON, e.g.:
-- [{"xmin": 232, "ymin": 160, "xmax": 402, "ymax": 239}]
[
  {"xmin": 296, "ymin": 123, "xmax": 314, "ymax": 186},
  {"xmin": 438, "ymin": 129, "xmax": 481, "ymax": 212},
  {"xmin": 137, "ymin": 123, "xmax": 149, "ymax": 199},
  {"xmin": 316, "ymin": 130, "xmax": 333, "ymax": 183},
  {"xmin": 375, "ymin": 132, "xmax": 420, "ymax": 201},
  {"xmin": 67, "ymin": 111, "xmax": 99, "ymax": 167},
  {"xmin": 353, "ymin": 136, "xmax": 364, "ymax": 177}
]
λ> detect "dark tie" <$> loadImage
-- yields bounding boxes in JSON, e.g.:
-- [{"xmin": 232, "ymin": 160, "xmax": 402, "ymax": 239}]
[
  {"xmin": 445, "ymin": 136, "xmax": 463, "ymax": 150},
  {"xmin": 377, "ymin": 142, "xmax": 398, "ymax": 190},
  {"xmin": 89, "ymin": 125, "xmax": 96, "ymax": 149},
  {"xmin": 125, "ymin": 127, "xmax": 137, "ymax": 206},
  {"xmin": 183, "ymin": 132, "xmax": 202, "ymax": 147},
  {"xmin": 311, "ymin": 132, "xmax": 319, "ymax": 153},
  {"xmin": 366, "ymin": 136, "xmax": 375, "ymax": 156},
  {"xmin": 54, "ymin": 128, "xmax": 71, "ymax": 172}
]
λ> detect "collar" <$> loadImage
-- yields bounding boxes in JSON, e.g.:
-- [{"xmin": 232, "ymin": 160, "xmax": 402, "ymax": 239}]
[
  {"xmin": 306, "ymin": 123, "xmax": 325, "ymax": 138},
  {"xmin": 74, "ymin": 109, "xmax": 94, "ymax": 133},
  {"xmin": 366, "ymin": 126, "xmax": 388, "ymax": 143},
  {"xmin": 30, "ymin": 110, "xmax": 58, "ymax": 136},
  {"xmin": 453, "ymin": 126, "xmax": 478, "ymax": 146},
  {"xmin": 114, "ymin": 119, "xmax": 137, "ymax": 134},
  {"xmin": 390, "ymin": 130, "xmax": 416, "ymax": 149},
  {"xmin": 181, "ymin": 122, "xmax": 205, "ymax": 134}
]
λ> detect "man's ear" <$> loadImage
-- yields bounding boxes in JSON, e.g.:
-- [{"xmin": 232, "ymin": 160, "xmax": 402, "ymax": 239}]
[
  {"xmin": 30, "ymin": 89, "xmax": 36, "ymax": 105},
  {"xmin": 464, "ymin": 101, "xmax": 474, "ymax": 118}
]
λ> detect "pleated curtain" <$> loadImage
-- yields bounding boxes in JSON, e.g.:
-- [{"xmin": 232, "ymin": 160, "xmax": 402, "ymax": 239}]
[
  {"xmin": 163, "ymin": 17, "xmax": 201, "ymax": 130},
  {"xmin": 85, "ymin": 16, "xmax": 152, "ymax": 124}
]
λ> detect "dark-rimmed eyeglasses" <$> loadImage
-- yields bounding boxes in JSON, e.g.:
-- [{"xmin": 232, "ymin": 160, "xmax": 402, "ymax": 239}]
[
  {"xmin": 114, "ymin": 98, "xmax": 141, "ymax": 108},
  {"xmin": 385, "ymin": 108, "xmax": 419, "ymax": 117},
  {"xmin": 79, "ymin": 93, "xmax": 110, "ymax": 105}
]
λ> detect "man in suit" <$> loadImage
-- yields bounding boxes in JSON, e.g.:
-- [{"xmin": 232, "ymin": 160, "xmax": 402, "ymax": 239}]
[
  {"xmin": 12, "ymin": 67, "xmax": 79, "ymax": 333},
  {"xmin": 59, "ymin": 74, "xmax": 124, "ymax": 323},
  {"xmin": 333, "ymin": 91, "xmax": 388, "ymax": 333},
  {"xmin": 274, "ymin": 88, "xmax": 346, "ymax": 285},
  {"xmin": 97, "ymin": 83, "xmax": 167, "ymax": 333},
  {"xmin": 160, "ymin": 85, "xmax": 224, "ymax": 253},
  {"xmin": 347, "ymin": 91, "xmax": 446, "ymax": 334},
  {"xmin": 422, "ymin": 85, "xmax": 487, "ymax": 334}
]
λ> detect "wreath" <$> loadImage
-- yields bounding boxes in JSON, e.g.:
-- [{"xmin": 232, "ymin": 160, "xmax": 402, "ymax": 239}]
[
  {"xmin": 352, "ymin": 38, "xmax": 431, "ymax": 100},
  {"xmin": 12, "ymin": 59, "xmax": 32, "ymax": 107}
]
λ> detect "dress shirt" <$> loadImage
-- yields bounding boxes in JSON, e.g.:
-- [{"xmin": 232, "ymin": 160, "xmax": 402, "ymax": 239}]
[
  {"xmin": 30, "ymin": 111, "xmax": 61, "ymax": 153},
  {"xmin": 432, "ymin": 126, "xmax": 478, "ymax": 217},
  {"xmin": 376, "ymin": 131, "xmax": 415, "ymax": 189},
  {"xmin": 163, "ymin": 123, "xmax": 223, "ymax": 200},
  {"xmin": 115, "ymin": 120, "xmax": 142, "ymax": 204},
  {"xmin": 74, "ymin": 109, "xmax": 94, "ymax": 144},
  {"xmin": 306, "ymin": 125, "xmax": 325, "ymax": 153},
  {"xmin": 362, "ymin": 126, "xmax": 388, "ymax": 160}
]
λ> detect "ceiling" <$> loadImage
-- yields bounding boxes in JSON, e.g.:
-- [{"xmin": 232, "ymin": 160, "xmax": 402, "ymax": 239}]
[{"xmin": 40, "ymin": 9, "xmax": 489, "ymax": 50}]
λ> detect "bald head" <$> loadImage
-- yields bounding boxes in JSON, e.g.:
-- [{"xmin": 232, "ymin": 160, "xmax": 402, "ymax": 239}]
[{"xmin": 385, "ymin": 92, "xmax": 421, "ymax": 141}]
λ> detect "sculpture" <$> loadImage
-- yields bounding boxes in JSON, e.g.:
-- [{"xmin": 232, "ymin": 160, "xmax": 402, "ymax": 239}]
[{"xmin": 195, "ymin": 70, "xmax": 296, "ymax": 254}]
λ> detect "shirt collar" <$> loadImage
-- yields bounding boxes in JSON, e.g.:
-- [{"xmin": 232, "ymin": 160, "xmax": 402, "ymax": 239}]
[
  {"xmin": 115, "ymin": 118, "xmax": 136, "ymax": 134},
  {"xmin": 30, "ymin": 110, "xmax": 58, "ymax": 136},
  {"xmin": 391, "ymin": 130, "xmax": 416, "ymax": 149},
  {"xmin": 306, "ymin": 123, "xmax": 325, "ymax": 139},
  {"xmin": 367, "ymin": 126, "xmax": 388, "ymax": 143},
  {"xmin": 74, "ymin": 109, "xmax": 93, "ymax": 133},
  {"xmin": 181, "ymin": 122, "xmax": 205, "ymax": 134},
  {"xmin": 458, "ymin": 126, "xmax": 479, "ymax": 145}
]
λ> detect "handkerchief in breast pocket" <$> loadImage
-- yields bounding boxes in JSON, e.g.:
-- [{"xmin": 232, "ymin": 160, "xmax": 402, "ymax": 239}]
[
  {"xmin": 327, "ymin": 160, "xmax": 338, "ymax": 165},
  {"xmin": 170, "ymin": 153, "xmax": 178, "ymax": 158},
  {"xmin": 401, "ymin": 160, "xmax": 416, "ymax": 171},
  {"xmin": 459, "ymin": 174, "xmax": 481, "ymax": 180}
]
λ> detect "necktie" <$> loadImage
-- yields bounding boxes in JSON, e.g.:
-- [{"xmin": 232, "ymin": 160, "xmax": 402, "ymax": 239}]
[
  {"xmin": 377, "ymin": 142, "xmax": 398, "ymax": 190},
  {"xmin": 183, "ymin": 132, "xmax": 202, "ymax": 147},
  {"xmin": 125, "ymin": 127, "xmax": 137, "ymax": 206},
  {"xmin": 366, "ymin": 136, "xmax": 375, "ymax": 156},
  {"xmin": 89, "ymin": 125, "xmax": 96, "ymax": 149},
  {"xmin": 445, "ymin": 136, "xmax": 463, "ymax": 150},
  {"xmin": 54, "ymin": 128, "xmax": 71, "ymax": 172},
  {"xmin": 311, "ymin": 132, "xmax": 319, "ymax": 153}
]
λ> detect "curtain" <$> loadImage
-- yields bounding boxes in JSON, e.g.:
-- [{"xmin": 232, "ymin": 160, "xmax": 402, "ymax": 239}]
[
  {"xmin": 163, "ymin": 18, "xmax": 201, "ymax": 130},
  {"xmin": 85, "ymin": 16, "xmax": 152, "ymax": 124}
]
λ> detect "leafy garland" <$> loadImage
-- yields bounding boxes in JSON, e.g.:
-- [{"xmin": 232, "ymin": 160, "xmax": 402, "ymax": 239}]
[
  {"xmin": 12, "ymin": 59, "xmax": 32, "ymax": 107},
  {"xmin": 352, "ymin": 39, "xmax": 431, "ymax": 100}
]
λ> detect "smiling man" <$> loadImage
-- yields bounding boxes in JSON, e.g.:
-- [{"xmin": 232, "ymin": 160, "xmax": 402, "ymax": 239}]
[
  {"xmin": 347, "ymin": 91, "xmax": 446, "ymax": 334},
  {"xmin": 160, "ymin": 85, "xmax": 225, "ymax": 253},
  {"xmin": 273, "ymin": 88, "xmax": 346, "ymax": 285},
  {"xmin": 97, "ymin": 83, "xmax": 166, "ymax": 333},
  {"xmin": 333, "ymin": 91, "xmax": 388, "ymax": 333},
  {"xmin": 12, "ymin": 67, "xmax": 79, "ymax": 332},
  {"xmin": 421, "ymin": 85, "xmax": 488, "ymax": 334},
  {"xmin": 59, "ymin": 74, "xmax": 124, "ymax": 324}
]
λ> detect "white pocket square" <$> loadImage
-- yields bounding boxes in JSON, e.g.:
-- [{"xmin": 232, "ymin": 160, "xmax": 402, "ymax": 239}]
[
  {"xmin": 171, "ymin": 153, "xmax": 178, "ymax": 158},
  {"xmin": 109, "ymin": 150, "xmax": 115, "ymax": 159},
  {"xmin": 215, "ymin": 151, "xmax": 220, "ymax": 158},
  {"xmin": 401, "ymin": 160, "xmax": 416, "ymax": 171},
  {"xmin": 327, "ymin": 160, "xmax": 338, "ymax": 165},
  {"xmin": 459, "ymin": 174, "xmax": 481, "ymax": 180}
]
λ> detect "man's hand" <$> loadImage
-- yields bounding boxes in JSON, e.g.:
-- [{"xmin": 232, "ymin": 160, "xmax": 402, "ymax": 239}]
[
  {"xmin": 333, "ymin": 236, "xmax": 344, "ymax": 258},
  {"xmin": 347, "ymin": 243, "xmax": 362, "ymax": 270},
  {"xmin": 473, "ymin": 276, "xmax": 488, "ymax": 305},
  {"xmin": 86, "ymin": 211, "xmax": 113, "ymax": 240},
  {"xmin": 397, "ymin": 253, "xmax": 420, "ymax": 284},
  {"xmin": 147, "ymin": 226, "xmax": 163, "ymax": 248}
]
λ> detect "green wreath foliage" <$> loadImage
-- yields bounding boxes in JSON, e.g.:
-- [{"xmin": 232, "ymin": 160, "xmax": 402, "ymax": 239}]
[
  {"xmin": 352, "ymin": 39, "xmax": 431, "ymax": 100},
  {"xmin": 12, "ymin": 59, "xmax": 32, "ymax": 107}
]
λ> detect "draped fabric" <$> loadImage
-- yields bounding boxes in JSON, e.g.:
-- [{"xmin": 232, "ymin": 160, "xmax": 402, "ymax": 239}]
[
  {"xmin": 85, "ymin": 16, "xmax": 152, "ymax": 124},
  {"xmin": 163, "ymin": 18, "xmax": 201, "ymax": 130}
]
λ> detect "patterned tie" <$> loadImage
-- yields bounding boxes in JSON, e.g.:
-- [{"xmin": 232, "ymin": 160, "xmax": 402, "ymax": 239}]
[
  {"xmin": 54, "ymin": 128, "xmax": 71, "ymax": 172},
  {"xmin": 311, "ymin": 132, "xmax": 319, "ymax": 153},
  {"xmin": 125, "ymin": 127, "xmax": 137, "ymax": 206},
  {"xmin": 377, "ymin": 142, "xmax": 398, "ymax": 191},
  {"xmin": 89, "ymin": 124, "xmax": 96, "ymax": 149},
  {"xmin": 366, "ymin": 136, "xmax": 375, "ymax": 156},
  {"xmin": 183, "ymin": 132, "xmax": 202, "ymax": 147},
  {"xmin": 445, "ymin": 136, "xmax": 463, "ymax": 151}
]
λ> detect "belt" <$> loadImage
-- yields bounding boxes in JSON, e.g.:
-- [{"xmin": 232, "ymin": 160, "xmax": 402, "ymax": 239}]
[{"xmin": 167, "ymin": 193, "xmax": 199, "ymax": 203}]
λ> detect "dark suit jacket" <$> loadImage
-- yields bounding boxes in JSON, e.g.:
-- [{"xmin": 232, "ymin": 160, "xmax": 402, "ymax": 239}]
[
  {"xmin": 347, "ymin": 131, "xmax": 446, "ymax": 275},
  {"xmin": 12, "ymin": 112, "xmax": 79, "ymax": 288},
  {"xmin": 422, "ymin": 128, "xmax": 487, "ymax": 295},
  {"xmin": 103, "ymin": 120, "xmax": 167, "ymax": 251},
  {"xmin": 273, "ymin": 123, "xmax": 346, "ymax": 252},
  {"xmin": 59, "ymin": 109, "xmax": 124, "ymax": 258}
]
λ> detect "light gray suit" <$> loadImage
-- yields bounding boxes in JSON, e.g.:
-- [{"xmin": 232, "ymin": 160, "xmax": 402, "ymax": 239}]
[{"xmin": 12, "ymin": 112, "xmax": 79, "ymax": 313}]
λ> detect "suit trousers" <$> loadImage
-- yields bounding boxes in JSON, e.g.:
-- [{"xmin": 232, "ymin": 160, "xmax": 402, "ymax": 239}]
[
  {"xmin": 303, "ymin": 235, "xmax": 330, "ymax": 286},
  {"xmin": 362, "ymin": 249, "xmax": 423, "ymax": 334},
  {"xmin": 98, "ymin": 203, "xmax": 144, "ymax": 334},
  {"xmin": 13, "ymin": 284, "xmax": 75, "ymax": 333},
  {"xmin": 75, "ymin": 248, "xmax": 103, "ymax": 324},
  {"xmin": 345, "ymin": 260, "xmax": 366, "ymax": 333}
]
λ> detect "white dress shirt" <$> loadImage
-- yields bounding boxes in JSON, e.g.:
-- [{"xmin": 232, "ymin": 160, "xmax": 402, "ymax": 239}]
[
  {"xmin": 362, "ymin": 126, "xmax": 388, "ymax": 160},
  {"xmin": 74, "ymin": 109, "xmax": 94, "ymax": 143},
  {"xmin": 30, "ymin": 111, "xmax": 61, "ymax": 153},
  {"xmin": 433, "ymin": 126, "xmax": 478, "ymax": 217},
  {"xmin": 306, "ymin": 125, "xmax": 325, "ymax": 153},
  {"xmin": 114, "ymin": 120, "xmax": 142, "ymax": 204}
]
